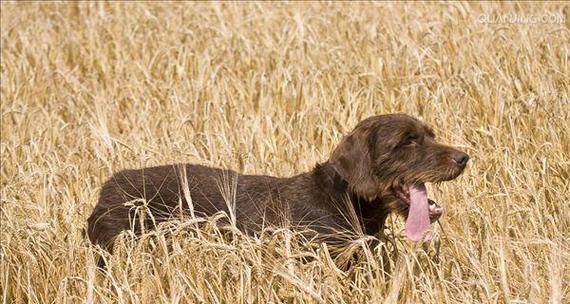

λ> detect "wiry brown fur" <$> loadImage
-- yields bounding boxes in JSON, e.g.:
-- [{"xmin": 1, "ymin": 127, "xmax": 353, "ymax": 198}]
[{"xmin": 87, "ymin": 114, "xmax": 469, "ymax": 260}]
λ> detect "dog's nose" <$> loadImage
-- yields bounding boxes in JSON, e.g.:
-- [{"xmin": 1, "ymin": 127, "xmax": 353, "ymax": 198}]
[{"xmin": 452, "ymin": 152, "xmax": 469, "ymax": 167}]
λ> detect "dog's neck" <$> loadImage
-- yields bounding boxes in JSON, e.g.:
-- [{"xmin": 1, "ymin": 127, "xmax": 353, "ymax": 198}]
[
  {"xmin": 311, "ymin": 161, "xmax": 390, "ymax": 236},
  {"xmin": 312, "ymin": 162, "xmax": 351, "ymax": 198},
  {"xmin": 311, "ymin": 162, "xmax": 379, "ymax": 209}
]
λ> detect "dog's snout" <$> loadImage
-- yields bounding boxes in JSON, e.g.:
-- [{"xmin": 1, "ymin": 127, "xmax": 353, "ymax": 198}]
[{"xmin": 452, "ymin": 152, "xmax": 469, "ymax": 167}]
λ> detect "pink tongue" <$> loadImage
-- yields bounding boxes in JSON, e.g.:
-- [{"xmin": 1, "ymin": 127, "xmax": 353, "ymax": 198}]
[{"xmin": 405, "ymin": 183, "xmax": 431, "ymax": 241}]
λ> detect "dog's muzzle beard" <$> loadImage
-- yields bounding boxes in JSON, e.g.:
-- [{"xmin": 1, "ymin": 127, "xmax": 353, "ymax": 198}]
[
  {"xmin": 382, "ymin": 173, "xmax": 452, "ymax": 241},
  {"xmin": 383, "ymin": 162, "xmax": 466, "ymax": 240},
  {"xmin": 392, "ymin": 184, "xmax": 443, "ymax": 222}
]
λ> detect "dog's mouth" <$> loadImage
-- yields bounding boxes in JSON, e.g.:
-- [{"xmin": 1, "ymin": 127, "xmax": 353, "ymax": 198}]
[{"xmin": 393, "ymin": 183, "xmax": 443, "ymax": 241}]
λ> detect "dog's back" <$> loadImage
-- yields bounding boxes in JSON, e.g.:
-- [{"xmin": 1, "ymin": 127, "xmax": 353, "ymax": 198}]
[{"xmin": 87, "ymin": 164, "xmax": 317, "ymax": 253}]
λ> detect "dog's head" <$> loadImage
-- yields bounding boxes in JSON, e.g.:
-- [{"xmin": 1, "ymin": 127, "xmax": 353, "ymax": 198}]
[{"xmin": 329, "ymin": 113, "xmax": 469, "ymax": 240}]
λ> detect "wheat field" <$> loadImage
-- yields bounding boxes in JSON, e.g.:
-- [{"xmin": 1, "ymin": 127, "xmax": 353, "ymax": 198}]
[{"xmin": 1, "ymin": 2, "xmax": 569, "ymax": 303}]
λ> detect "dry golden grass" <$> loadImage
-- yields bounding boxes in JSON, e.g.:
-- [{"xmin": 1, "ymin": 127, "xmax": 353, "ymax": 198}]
[{"xmin": 1, "ymin": 2, "xmax": 569, "ymax": 303}]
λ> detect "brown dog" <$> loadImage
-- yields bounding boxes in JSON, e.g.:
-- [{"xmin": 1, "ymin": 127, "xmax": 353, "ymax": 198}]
[{"xmin": 87, "ymin": 114, "xmax": 468, "ymax": 256}]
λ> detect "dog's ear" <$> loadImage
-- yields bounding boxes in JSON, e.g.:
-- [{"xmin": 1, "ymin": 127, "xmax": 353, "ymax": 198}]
[{"xmin": 329, "ymin": 127, "xmax": 378, "ymax": 200}]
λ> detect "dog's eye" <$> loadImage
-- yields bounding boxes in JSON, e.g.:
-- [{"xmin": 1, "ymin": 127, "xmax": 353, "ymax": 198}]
[{"xmin": 403, "ymin": 135, "xmax": 418, "ymax": 146}]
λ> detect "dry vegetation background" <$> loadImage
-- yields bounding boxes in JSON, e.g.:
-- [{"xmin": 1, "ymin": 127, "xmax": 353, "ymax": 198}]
[{"xmin": 1, "ymin": 2, "xmax": 569, "ymax": 304}]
